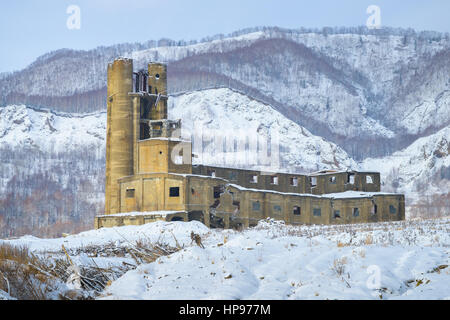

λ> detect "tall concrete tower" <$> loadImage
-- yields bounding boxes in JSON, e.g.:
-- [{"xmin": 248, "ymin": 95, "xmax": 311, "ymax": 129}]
[
  {"xmin": 105, "ymin": 58, "xmax": 134, "ymax": 215},
  {"xmin": 104, "ymin": 59, "xmax": 189, "ymax": 216}
]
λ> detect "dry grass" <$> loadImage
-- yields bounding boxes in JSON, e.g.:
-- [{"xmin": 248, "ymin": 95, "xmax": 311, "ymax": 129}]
[
  {"xmin": 364, "ymin": 234, "xmax": 373, "ymax": 245},
  {"xmin": 0, "ymin": 234, "xmax": 183, "ymax": 300},
  {"xmin": 331, "ymin": 257, "xmax": 348, "ymax": 276},
  {"xmin": 337, "ymin": 241, "xmax": 347, "ymax": 247},
  {"xmin": 0, "ymin": 243, "xmax": 58, "ymax": 300},
  {"xmin": 254, "ymin": 217, "xmax": 450, "ymax": 247},
  {"xmin": 331, "ymin": 257, "xmax": 351, "ymax": 288}
]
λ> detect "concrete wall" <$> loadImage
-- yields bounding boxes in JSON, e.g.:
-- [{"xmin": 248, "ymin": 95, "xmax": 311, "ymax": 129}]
[
  {"xmin": 224, "ymin": 185, "xmax": 404, "ymax": 227},
  {"xmin": 192, "ymin": 165, "xmax": 310, "ymax": 193},
  {"xmin": 137, "ymin": 139, "xmax": 192, "ymax": 174},
  {"xmin": 310, "ymin": 172, "xmax": 381, "ymax": 195},
  {"xmin": 118, "ymin": 173, "xmax": 189, "ymax": 213},
  {"xmin": 109, "ymin": 168, "xmax": 402, "ymax": 229},
  {"xmin": 193, "ymin": 165, "xmax": 381, "ymax": 196},
  {"xmin": 95, "ymin": 212, "xmax": 184, "ymax": 229}
]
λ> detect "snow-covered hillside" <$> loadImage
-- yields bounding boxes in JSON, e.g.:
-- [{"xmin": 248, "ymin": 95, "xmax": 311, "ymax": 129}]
[
  {"xmin": 2, "ymin": 219, "xmax": 449, "ymax": 300},
  {"xmin": 0, "ymin": 105, "xmax": 106, "ymax": 152},
  {"xmin": 129, "ymin": 32, "xmax": 266, "ymax": 70},
  {"xmin": 361, "ymin": 125, "xmax": 450, "ymax": 200},
  {"xmin": 170, "ymin": 88, "xmax": 356, "ymax": 171}
]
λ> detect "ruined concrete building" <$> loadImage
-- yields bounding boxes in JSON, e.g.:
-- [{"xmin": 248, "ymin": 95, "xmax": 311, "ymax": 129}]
[{"xmin": 95, "ymin": 58, "xmax": 405, "ymax": 229}]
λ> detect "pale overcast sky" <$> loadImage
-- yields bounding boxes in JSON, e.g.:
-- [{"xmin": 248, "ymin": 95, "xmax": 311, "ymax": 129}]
[{"xmin": 0, "ymin": 0, "xmax": 449, "ymax": 72}]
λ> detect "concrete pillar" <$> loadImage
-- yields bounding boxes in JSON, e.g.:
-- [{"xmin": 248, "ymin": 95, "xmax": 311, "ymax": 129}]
[{"xmin": 148, "ymin": 63, "xmax": 168, "ymax": 120}]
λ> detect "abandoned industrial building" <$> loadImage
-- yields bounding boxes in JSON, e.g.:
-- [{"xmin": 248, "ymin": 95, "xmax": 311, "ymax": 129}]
[{"xmin": 95, "ymin": 58, "xmax": 405, "ymax": 229}]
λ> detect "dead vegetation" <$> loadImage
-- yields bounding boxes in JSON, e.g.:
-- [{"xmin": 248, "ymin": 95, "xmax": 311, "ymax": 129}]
[
  {"xmin": 0, "ymin": 234, "xmax": 183, "ymax": 300},
  {"xmin": 0, "ymin": 243, "xmax": 64, "ymax": 300},
  {"xmin": 331, "ymin": 257, "xmax": 347, "ymax": 276},
  {"xmin": 254, "ymin": 217, "xmax": 450, "ymax": 247},
  {"xmin": 331, "ymin": 257, "xmax": 351, "ymax": 288}
]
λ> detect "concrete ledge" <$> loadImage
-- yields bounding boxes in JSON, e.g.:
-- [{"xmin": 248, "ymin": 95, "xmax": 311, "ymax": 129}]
[{"xmin": 95, "ymin": 211, "xmax": 188, "ymax": 229}]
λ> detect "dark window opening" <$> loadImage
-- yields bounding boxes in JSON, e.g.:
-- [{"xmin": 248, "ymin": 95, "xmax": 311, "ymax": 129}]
[
  {"xmin": 140, "ymin": 123, "xmax": 150, "ymax": 140},
  {"xmin": 313, "ymin": 208, "xmax": 321, "ymax": 216},
  {"xmin": 155, "ymin": 74, "xmax": 160, "ymax": 80},
  {"xmin": 191, "ymin": 188, "xmax": 195, "ymax": 195},
  {"xmin": 290, "ymin": 177, "xmax": 298, "ymax": 186},
  {"xmin": 188, "ymin": 211, "xmax": 204, "ymax": 223},
  {"xmin": 229, "ymin": 171, "xmax": 237, "ymax": 181},
  {"xmin": 133, "ymin": 73, "xmax": 139, "ymax": 92},
  {"xmin": 213, "ymin": 186, "xmax": 223, "ymax": 199},
  {"xmin": 347, "ymin": 173, "xmax": 355, "ymax": 184},
  {"xmin": 126, "ymin": 189, "xmax": 135, "ymax": 198},
  {"xmin": 142, "ymin": 75, "xmax": 147, "ymax": 93},
  {"xmin": 252, "ymin": 201, "xmax": 260, "ymax": 211},
  {"xmin": 389, "ymin": 205, "xmax": 397, "ymax": 214},
  {"xmin": 273, "ymin": 204, "xmax": 282, "ymax": 212},
  {"xmin": 353, "ymin": 208, "xmax": 360, "ymax": 217},
  {"xmin": 169, "ymin": 187, "xmax": 180, "ymax": 197},
  {"xmin": 329, "ymin": 176, "xmax": 336, "ymax": 184},
  {"xmin": 140, "ymin": 98, "xmax": 151, "ymax": 120},
  {"xmin": 134, "ymin": 70, "xmax": 148, "ymax": 92},
  {"xmin": 207, "ymin": 170, "xmax": 216, "ymax": 177},
  {"xmin": 371, "ymin": 204, "xmax": 377, "ymax": 215},
  {"xmin": 293, "ymin": 206, "xmax": 301, "ymax": 216},
  {"xmin": 333, "ymin": 210, "xmax": 341, "ymax": 219}
]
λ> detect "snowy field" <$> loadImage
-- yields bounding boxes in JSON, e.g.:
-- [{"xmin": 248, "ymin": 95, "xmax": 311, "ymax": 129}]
[{"xmin": 1, "ymin": 218, "xmax": 449, "ymax": 300}]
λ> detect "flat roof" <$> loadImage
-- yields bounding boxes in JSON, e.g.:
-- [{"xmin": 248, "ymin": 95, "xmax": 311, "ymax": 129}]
[{"xmin": 228, "ymin": 184, "xmax": 401, "ymax": 199}]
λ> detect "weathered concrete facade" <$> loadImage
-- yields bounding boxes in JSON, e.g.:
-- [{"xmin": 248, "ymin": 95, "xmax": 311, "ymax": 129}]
[{"xmin": 98, "ymin": 58, "xmax": 405, "ymax": 229}]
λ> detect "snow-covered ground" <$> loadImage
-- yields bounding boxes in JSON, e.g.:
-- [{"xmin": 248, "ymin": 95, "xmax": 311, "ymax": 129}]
[
  {"xmin": 0, "ymin": 290, "xmax": 15, "ymax": 300},
  {"xmin": 2, "ymin": 218, "xmax": 449, "ymax": 300}
]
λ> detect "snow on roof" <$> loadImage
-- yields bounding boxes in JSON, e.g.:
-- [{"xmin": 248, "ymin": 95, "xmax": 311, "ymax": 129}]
[
  {"xmin": 309, "ymin": 170, "xmax": 379, "ymax": 176},
  {"xmin": 228, "ymin": 183, "xmax": 320, "ymax": 197},
  {"xmin": 321, "ymin": 191, "xmax": 402, "ymax": 199},
  {"xmin": 96, "ymin": 210, "xmax": 185, "ymax": 218},
  {"xmin": 227, "ymin": 184, "xmax": 401, "ymax": 199},
  {"xmin": 138, "ymin": 137, "xmax": 190, "ymax": 143},
  {"xmin": 161, "ymin": 172, "xmax": 225, "ymax": 180}
]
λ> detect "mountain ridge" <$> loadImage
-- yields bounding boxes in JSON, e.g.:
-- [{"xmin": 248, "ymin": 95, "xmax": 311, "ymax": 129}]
[{"xmin": 1, "ymin": 26, "xmax": 449, "ymax": 160}]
